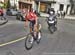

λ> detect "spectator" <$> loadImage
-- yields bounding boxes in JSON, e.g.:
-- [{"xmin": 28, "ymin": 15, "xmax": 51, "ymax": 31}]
[{"xmin": 61, "ymin": 11, "xmax": 66, "ymax": 19}]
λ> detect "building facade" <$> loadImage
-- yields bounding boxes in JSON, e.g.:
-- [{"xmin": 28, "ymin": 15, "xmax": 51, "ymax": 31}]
[
  {"xmin": 55, "ymin": 0, "xmax": 71, "ymax": 15},
  {"xmin": 4, "ymin": 0, "xmax": 8, "ymax": 2},
  {"xmin": 9, "ymin": 0, "xmax": 19, "ymax": 9},
  {"xmin": 19, "ymin": 0, "xmax": 35, "ymax": 10},
  {"xmin": 1, "ymin": 0, "xmax": 72, "ymax": 15},
  {"xmin": 35, "ymin": 0, "xmax": 56, "ymax": 13},
  {"xmin": 0, "ymin": 0, "xmax": 4, "ymax": 7},
  {"xmin": 70, "ymin": 0, "xmax": 75, "ymax": 15},
  {"xmin": 0, "ymin": 0, "xmax": 4, "ymax": 2},
  {"xmin": 35, "ymin": 0, "xmax": 71, "ymax": 15}
]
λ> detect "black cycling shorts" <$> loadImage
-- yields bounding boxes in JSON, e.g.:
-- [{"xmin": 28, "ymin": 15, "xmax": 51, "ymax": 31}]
[
  {"xmin": 29, "ymin": 19, "xmax": 41, "ymax": 31},
  {"xmin": 29, "ymin": 20, "xmax": 36, "ymax": 31}
]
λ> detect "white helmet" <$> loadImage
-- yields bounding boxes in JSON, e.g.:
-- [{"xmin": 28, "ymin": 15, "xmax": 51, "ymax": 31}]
[
  {"xmin": 49, "ymin": 11, "xmax": 54, "ymax": 15},
  {"xmin": 33, "ymin": 9, "xmax": 35, "ymax": 12}
]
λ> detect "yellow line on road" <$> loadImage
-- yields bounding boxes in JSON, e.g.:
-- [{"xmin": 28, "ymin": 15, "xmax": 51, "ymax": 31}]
[{"xmin": 0, "ymin": 36, "xmax": 26, "ymax": 47}]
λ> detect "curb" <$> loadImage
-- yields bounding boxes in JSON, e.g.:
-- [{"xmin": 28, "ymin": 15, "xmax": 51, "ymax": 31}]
[
  {"xmin": 39, "ymin": 16, "xmax": 75, "ymax": 21},
  {"xmin": 58, "ymin": 18, "xmax": 75, "ymax": 21},
  {"xmin": 0, "ymin": 20, "xmax": 8, "ymax": 26}
]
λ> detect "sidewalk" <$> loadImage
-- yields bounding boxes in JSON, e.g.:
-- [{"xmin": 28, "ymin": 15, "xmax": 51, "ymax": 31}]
[
  {"xmin": 65, "ymin": 15, "xmax": 75, "ymax": 20},
  {"xmin": 40, "ymin": 12, "xmax": 49, "ymax": 17},
  {"xmin": 40, "ymin": 12, "xmax": 75, "ymax": 20}
]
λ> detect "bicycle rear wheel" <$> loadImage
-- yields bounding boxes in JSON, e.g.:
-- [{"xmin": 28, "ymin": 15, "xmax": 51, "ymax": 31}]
[{"xmin": 25, "ymin": 34, "xmax": 34, "ymax": 50}]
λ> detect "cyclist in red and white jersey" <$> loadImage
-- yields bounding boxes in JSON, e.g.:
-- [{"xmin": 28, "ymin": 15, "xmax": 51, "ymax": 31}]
[{"xmin": 25, "ymin": 8, "xmax": 38, "ymax": 33}]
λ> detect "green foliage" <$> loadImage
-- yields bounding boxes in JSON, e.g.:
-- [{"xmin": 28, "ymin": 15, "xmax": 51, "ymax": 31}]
[
  {"xmin": 7, "ymin": 0, "xmax": 10, "ymax": 8},
  {"xmin": 0, "ymin": 2, "xmax": 4, "ymax": 8},
  {"xmin": 0, "ymin": 1, "xmax": 9, "ymax": 8},
  {"xmin": 3, "ymin": 2, "xmax": 7, "ymax": 8}
]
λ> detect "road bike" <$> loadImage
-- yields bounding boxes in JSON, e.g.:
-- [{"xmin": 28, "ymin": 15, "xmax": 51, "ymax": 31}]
[{"xmin": 25, "ymin": 23, "xmax": 42, "ymax": 50}]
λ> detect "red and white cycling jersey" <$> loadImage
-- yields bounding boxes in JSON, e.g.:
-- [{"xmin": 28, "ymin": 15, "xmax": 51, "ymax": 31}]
[{"xmin": 26, "ymin": 12, "xmax": 37, "ymax": 21}]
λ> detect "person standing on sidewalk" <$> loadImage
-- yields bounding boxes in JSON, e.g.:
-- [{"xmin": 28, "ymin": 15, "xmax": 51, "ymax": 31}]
[{"xmin": 61, "ymin": 11, "xmax": 66, "ymax": 19}]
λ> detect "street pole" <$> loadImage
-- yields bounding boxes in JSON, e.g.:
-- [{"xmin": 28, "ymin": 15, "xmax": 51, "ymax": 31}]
[
  {"xmin": 14, "ymin": 0, "xmax": 15, "ymax": 8},
  {"xmin": 38, "ymin": 1, "xmax": 40, "ymax": 13}
]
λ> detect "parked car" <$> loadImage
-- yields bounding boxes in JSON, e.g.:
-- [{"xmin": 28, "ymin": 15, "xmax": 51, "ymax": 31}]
[
  {"xmin": 0, "ymin": 7, "xmax": 3, "ymax": 16},
  {"xmin": 16, "ymin": 10, "xmax": 26, "ymax": 21},
  {"xmin": 6, "ymin": 8, "xmax": 18, "ymax": 16}
]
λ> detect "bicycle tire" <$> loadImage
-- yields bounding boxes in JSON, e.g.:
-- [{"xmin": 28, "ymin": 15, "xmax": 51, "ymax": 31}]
[
  {"xmin": 36, "ymin": 30, "xmax": 42, "ymax": 44},
  {"xmin": 25, "ymin": 34, "xmax": 34, "ymax": 50}
]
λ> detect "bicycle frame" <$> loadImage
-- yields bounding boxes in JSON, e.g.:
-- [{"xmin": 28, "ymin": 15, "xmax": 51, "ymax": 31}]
[
  {"xmin": 31, "ymin": 23, "xmax": 41, "ymax": 38},
  {"xmin": 25, "ymin": 23, "xmax": 42, "ymax": 50}
]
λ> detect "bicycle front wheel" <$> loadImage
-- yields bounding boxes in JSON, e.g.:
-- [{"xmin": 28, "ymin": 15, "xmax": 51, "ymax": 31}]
[
  {"xmin": 36, "ymin": 30, "xmax": 42, "ymax": 44},
  {"xmin": 25, "ymin": 34, "xmax": 34, "ymax": 50}
]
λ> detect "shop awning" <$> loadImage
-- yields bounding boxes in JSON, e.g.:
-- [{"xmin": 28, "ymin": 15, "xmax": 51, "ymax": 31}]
[
  {"xmin": 19, "ymin": 0, "xmax": 32, "ymax": 4},
  {"xmin": 35, "ymin": 0, "xmax": 56, "ymax": 3}
]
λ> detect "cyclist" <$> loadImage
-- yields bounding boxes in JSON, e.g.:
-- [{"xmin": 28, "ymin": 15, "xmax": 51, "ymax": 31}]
[{"xmin": 25, "ymin": 8, "xmax": 38, "ymax": 38}]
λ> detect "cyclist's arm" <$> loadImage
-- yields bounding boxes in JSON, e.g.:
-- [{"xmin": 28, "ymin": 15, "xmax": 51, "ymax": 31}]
[
  {"xmin": 34, "ymin": 15, "xmax": 38, "ymax": 32},
  {"xmin": 33, "ymin": 13, "xmax": 38, "ymax": 25},
  {"xmin": 36, "ymin": 17, "xmax": 38, "ymax": 24},
  {"xmin": 25, "ymin": 19, "xmax": 28, "ymax": 27},
  {"xmin": 35, "ymin": 15, "xmax": 38, "ymax": 26},
  {"xmin": 25, "ymin": 14, "xmax": 29, "ymax": 27}
]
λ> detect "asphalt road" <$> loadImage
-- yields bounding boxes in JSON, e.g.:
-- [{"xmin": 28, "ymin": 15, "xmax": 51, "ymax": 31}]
[{"xmin": 0, "ymin": 16, "xmax": 75, "ymax": 55}]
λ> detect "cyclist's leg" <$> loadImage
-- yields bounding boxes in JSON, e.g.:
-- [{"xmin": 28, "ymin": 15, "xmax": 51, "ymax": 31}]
[
  {"xmin": 34, "ymin": 21, "xmax": 40, "ymax": 40},
  {"xmin": 29, "ymin": 21, "xmax": 34, "ymax": 43},
  {"xmin": 37, "ymin": 23, "xmax": 41, "ymax": 31},
  {"xmin": 30, "ymin": 20, "xmax": 36, "ymax": 31},
  {"xmin": 29, "ymin": 21, "xmax": 34, "ymax": 33},
  {"xmin": 30, "ymin": 20, "xmax": 37, "ymax": 39}
]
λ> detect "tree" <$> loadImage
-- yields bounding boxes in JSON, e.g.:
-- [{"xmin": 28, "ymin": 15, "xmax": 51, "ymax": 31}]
[
  {"xmin": 3, "ymin": 2, "xmax": 7, "ymax": 8},
  {"xmin": 7, "ymin": 0, "xmax": 11, "ymax": 8},
  {"xmin": 0, "ymin": 2, "xmax": 4, "ymax": 8}
]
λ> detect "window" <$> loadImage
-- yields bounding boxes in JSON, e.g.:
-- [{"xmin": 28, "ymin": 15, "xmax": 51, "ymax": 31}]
[
  {"xmin": 40, "ymin": 3, "xmax": 46, "ymax": 12},
  {"xmin": 60, "ymin": 4, "xmax": 64, "ymax": 11}
]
